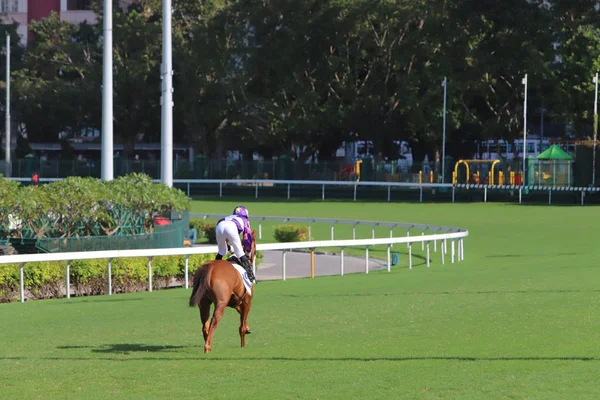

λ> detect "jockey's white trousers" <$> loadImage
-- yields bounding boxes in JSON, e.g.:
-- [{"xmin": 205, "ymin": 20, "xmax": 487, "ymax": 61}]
[{"xmin": 216, "ymin": 220, "xmax": 245, "ymax": 258}]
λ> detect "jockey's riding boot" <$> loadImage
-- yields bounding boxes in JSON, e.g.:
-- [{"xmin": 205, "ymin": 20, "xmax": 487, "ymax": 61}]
[
  {"xmin": 239, "ymin": 255, "xmax": 257, "ymax": 283},
  {"xmin": 215, "ymin": 253, "xmax": 223, "ymax": 260}
]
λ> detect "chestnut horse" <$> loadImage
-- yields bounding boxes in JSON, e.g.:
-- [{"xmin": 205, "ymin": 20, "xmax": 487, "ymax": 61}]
[{"xmin": 188, "ymin": 230, "xmax": 257, "ymax": 353}]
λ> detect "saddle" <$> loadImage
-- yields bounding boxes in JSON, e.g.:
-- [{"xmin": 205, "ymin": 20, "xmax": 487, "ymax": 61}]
[
  {"xmin": 226, "ymin": 255, "xmax": 242, "ymax": 265},
  {"xmin": 224, "ymin": 256, "xmax": 253, "ymax": 296}
]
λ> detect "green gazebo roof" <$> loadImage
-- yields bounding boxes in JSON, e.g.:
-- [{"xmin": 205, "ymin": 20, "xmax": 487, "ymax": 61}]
[{"xmin": 536, "ymin": 144, "xmax": 573, "ymax": 160}]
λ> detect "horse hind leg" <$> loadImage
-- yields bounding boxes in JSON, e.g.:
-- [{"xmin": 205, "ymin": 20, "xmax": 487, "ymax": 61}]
[
  {"xmin": 205, "ymin": 301, "xmax": 227, "ymax": 354},
  {"xmin": 238, "ymin": 301, "xmax": 252, "ymax": 348},
  {"xmin": 200, "ymin": 298, "xmax": 211, "ymax": 343}
]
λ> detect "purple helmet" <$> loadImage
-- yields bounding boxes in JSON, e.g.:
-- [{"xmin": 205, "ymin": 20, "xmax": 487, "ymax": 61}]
[{"xmin": 233, "ymin": 205, "xmax": 249, "ymax": 219}]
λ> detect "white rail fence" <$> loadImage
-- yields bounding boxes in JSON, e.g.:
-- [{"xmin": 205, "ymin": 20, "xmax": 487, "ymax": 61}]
[
  {"xmin": 191, "ymin": 213, "xmax": 463, "ymax": 243},
  {"xmin": 10, "ymin": 177, "xmax": 600, "ymax": 204},
  {"xmin": 0, "ymin": 217, "xmax": 468, "ymax": 303}
]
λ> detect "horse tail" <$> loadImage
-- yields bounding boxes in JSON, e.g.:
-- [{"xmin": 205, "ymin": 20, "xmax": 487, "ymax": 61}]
[{"xmin": 189, "ymin": 263, "xmax": 212, "ymax": 307}]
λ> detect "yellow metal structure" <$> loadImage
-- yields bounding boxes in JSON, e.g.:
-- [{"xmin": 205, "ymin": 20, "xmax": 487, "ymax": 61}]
[
  {"xmin": 355, "ymin": 159, "xmax": 363, "ymax": 182},
  {"xmin": 453, "ymin": 159, "xmax": 500, "ymax": 185}
]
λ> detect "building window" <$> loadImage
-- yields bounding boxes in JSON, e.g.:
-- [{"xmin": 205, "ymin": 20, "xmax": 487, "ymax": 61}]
[
  {"xmin": 67, "ymin": 0, "xmax": 93, "ymax": 10},
  {"xmin": 0, "ymin": 0, "xmax": 19, "ymax": 12}
]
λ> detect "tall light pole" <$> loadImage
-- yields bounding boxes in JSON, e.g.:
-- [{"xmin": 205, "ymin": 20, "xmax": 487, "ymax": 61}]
[
  {"xmin": 101, "ymin": 0, "xmax": 113, "ymax": 181},
  {"xmin": 441, "ymin": 77, "xmax": 447, "ymax": 183},
  {"xmin": 593, "ymin": 73, "xmax": 598, "ymax": 186},
  {"xmin": 161, "ymin": 0, "xmax": 174, "ymax": 187},
  {"xmin": 522, "ymin": 74, "xmax": 528, "ymax": 187},
  {"xmin": 540, "ymin": 107, "xmax": 545, "ymax": 152},
  {"xmin": 4, "ymin": 34, "xmax": 10, "ymax": 178}
]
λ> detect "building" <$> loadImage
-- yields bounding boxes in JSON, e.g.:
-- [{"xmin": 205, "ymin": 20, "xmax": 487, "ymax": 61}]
[{"xmin": 1, "ymin": 0, "xmax": 135, "ymax": 44}]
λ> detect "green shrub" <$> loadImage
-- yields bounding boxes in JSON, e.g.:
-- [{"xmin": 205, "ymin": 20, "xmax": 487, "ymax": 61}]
[
  {"xmin": 273, "ymin": 224, "xmax": 309, "ymax": 242},
  {"xmin": 0, "ymin": 250, "xmax": 261, "ymax": 303},
  {"xmin": 190, "ymin": 220, "xmax": 216, "ymax": 244},
  {"xmin": 0, "ymin": 253, "xmax": 216, "ymax": 303},
  {"xmin": 0, "ymin": 173, "xmax": 190, "ymax": 240},
  {"xmin": 189, "ymin": 219, "xmax": 207, "ymax": 242}
]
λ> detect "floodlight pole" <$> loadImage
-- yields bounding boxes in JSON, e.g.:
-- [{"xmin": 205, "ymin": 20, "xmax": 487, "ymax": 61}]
[
  {"xmin": 4, "ymin": 34, "xmax": 10, "ymax": 178},
  {"xmin": 522, "ymin": 74, "xmax": 528, "ymax": 187},
  {"xmin": 593, "ymin": 73, "xmax": 598, "ymax": 186},
  {"xmin": 101, "ymin": 0, "xmax": 113, "ymax": 181},
  {"xmin": 441, "ymin": 77, "xmax": 447, "ymax": 183},
  {"xmin": 161, "ymin": 0, "xmax": 174, "ymax": 187}
]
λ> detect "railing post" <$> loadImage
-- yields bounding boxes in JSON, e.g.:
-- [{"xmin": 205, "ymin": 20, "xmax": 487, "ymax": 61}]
[
  {"xmin": 259, "ymin": 220, "xmax": 263, "ymax": 240},
  {"xmin": 420, "ymin": 185, "xmax": 423, "ymax": 202},
  {"xmin": 389, "ymin": 226, "xmax": 394, "ymax": 248},
  {"xmin": 519, "ymin": 187, "xmax": 522, "ymax": 204},
  {"xmin": 148, "ymin": 257, "xmax": 153, "ymax": 292},
  {"xmin": 421, "ymin": 229, "xmax": 425, "ymax": 250},
  {"xmin": 354, "ymin": 184, "xmax": 357, "ymax": 201},
  {"xmin": 434, "ymin": 229, "xmax": 438, "ymax": 252},
  {"xmin": 441, "ymin": 240, "xmax": 445, "ymax": 265},
  {"xmin": 287, "ymin": 183, "xmax": 290, "ymax": 200},
  {"xmin": 331, "ymin": 223, "xmax": 335, "ymax": 241},
  {"xmin": 308, "ymin": 221, "xmax": 312, "ymax": 241},
  {"xmin": 406, "ymin": 227, "xmax": 411, "ymax": 249},
  {"xmin": 322, "ymin": 184, "xmax": 325, "ymax": 201},
  {"xmin": 408, "ymin": 243, "xmax": 413, "ymax": 270},
  {"xmin": 184, "ymin": 255, "xmax": 190, "ymax": 289},
  {"xmin": 461, "ymin": 239, "xmax": 465, "ymax": 261},
  {"xmin": 387, "ymin": 245, "xmax": 391, "ymax": 272},
  {"xmin": 484, "ymin": 186, "xmax": 487, "ymax": 203},
  {"xmin": 282, "ymin": 251, "xmax": 287, "ymax": 281},
  {"xmin": 107, "ymin": 258, "xmax": 112, "ymax": 296},
  {"xmin": 187, "ymin": 182, "xmax": 190, "ymax": 197},
  {"xmin": 387, "ymin": 186, "xmax": 391, "ymax": 202},
  {"xmin": 340, "ymin": 247, "xmax": 344, "ymax": 276},
  {"xmin": 365, "ymin": 246, "xmax": 369, "ymax": 274},
  {"xmin": 219, "ymin": 182, "xmax": 223, "ymax": 198},
  {"xmin": 426, "ymin": 241, "xmax": 431, "ymax": 268},
  {"xmin": 451, "ymin": 239, "xmax": 455, "ymax": 264},
  {"xmin": 452, "ymin": 186, "xmax": 455, "ymax": 203},
  {"xmin": 548, "ymin": 189, "xmax": 551, "ymax": 206},
  {"xmin": 19, "ymin": 262, "xmax": 25, "ymax": 303},
  {"xmin": 65, "ymin": 261, "xmax": 71, "ymax": 299},
  {"xmin": 353, "ymin": 223, "xmax": 358, "ymax": 240},
  {"xmin": 255, "ymin": 183, "xmax": 259, "ymax": 199},
  {"xmin": 371, "ymin": 225, "xmax": 375, "ymax": 239},
  {"xmin": 310, "ymin": 249, "xmax": 315, "ymax": 278}
]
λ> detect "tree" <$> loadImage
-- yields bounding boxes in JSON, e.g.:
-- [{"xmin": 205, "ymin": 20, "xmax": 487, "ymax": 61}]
[{"xmin": 11, "ymin": 12, "xmax": 98, "ymax": 146}]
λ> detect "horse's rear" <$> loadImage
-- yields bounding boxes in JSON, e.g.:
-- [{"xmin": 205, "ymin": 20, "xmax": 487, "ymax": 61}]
[{"xmin": 189, "ymin": 260, "xmax": 254, "ymax": 353}]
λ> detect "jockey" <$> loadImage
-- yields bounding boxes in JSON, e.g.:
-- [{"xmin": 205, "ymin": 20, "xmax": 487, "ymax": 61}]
[{"xmin": 215, "ymin": 205, "xmax": 256, "ymax": 283}]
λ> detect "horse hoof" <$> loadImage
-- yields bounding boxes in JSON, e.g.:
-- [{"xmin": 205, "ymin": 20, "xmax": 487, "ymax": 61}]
[{"xmin": 246, "ymin": 328, "xmax": 252, "ymax": 334}]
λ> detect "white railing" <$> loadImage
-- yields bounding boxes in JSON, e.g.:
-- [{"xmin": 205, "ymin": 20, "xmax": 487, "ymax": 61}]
[
  {"xmin": 0, "ymin": 219, "xmax": 468, "ymax": 303},
  {"xmin": 10, "ymin": 177, "xmax": 600, "ymax": 204},
  {"xmin": 193, "ymin": 213, "xmax": 462, "ymax": 244}
]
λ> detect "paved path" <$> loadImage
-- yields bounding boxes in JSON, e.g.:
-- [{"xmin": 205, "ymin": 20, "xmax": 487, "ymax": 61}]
[
  {"xmin": 256, "ymin": 250, "xmax": 386, "ymax": 281},
  {"xmin": 192, "ymin": 245, "xmax": 387, "ymax": 280}
]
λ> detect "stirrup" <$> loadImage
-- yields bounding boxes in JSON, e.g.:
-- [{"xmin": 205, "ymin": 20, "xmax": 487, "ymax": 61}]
[{"xmin": 244, "ymin": 267, "xmax": 256, "ymax": 284}]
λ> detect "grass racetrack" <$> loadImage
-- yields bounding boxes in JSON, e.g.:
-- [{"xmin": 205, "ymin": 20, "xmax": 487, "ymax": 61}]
[{"xmin": 2, "ymin": 199, "xmax": 600, "ymax": 399}]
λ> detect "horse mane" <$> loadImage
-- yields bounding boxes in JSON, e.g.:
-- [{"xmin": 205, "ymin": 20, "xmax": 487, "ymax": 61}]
[{"xmin": 189, "ymin": 262, "xmax": 213, "ymax": 307}]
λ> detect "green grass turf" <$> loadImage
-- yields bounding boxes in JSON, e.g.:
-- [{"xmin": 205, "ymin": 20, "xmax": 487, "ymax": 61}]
[{"xmin": 1, "ymin": 199, "xmax": 600, "ymax": 399}]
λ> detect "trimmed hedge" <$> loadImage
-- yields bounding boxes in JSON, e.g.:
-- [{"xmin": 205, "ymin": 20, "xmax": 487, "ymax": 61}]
[
  {"xmin": 0, "ymin": 173, "xmax": 190, "ymax": 241},
  {"xmin": 190, "ymin": 219, "xmax": 216, "ymax": 244},
  {"xmin": 0, "ymin": 251, "xmax": 264, "ymax": 303},
  {"xmin": 273, "ymin": 224, "xmax": 309, "ymax": 242},
  {"xmin": 0, "ymin": 254, "xmax": 210, "ymax": 303}
]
